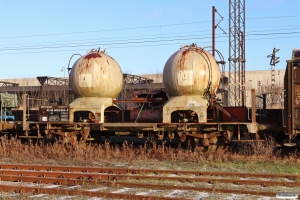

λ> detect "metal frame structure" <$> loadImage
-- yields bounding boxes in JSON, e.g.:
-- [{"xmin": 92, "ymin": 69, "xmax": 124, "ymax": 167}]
[
  {"xmin": 212, "ymin": 6, "xmax": 226, "ymax": 58},
  {"xmin": 228, "ymin": 0, "xmax": 246, "ymax": 106},
  {"xmin": 123, "ymin": 74, "xmax": 153, "ymax": 84},
  {"xmin": 36, "ymin": 76, "xmax": 69, "ymax": 86},
  {"xmin": 267, "ymin": 48, "xmax": 280, "ymax": 105},
  {"xmin": 0, "ymin": 81, "xmax": 19, "ymax": 87},
  {"xmin": 212, "ymin": 6, "xmax": 216, "ymax": 57}
]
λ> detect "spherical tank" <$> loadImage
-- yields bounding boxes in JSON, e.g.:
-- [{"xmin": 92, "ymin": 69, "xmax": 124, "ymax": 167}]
[
  {"xmin": 163, "ymin": 44, "xmax": 220, "ymax": 96},
  {"xmin": 69, "ymin": 50, "xmax": 123, "ymax": 98}
]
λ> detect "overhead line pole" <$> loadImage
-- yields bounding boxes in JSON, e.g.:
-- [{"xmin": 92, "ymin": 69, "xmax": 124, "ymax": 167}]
[
  {"xmin": 212, "ymin": 6, "xmax": 226, "ymax": 58},
  {"xmin": 212, "ymin": 6, "xmax": 216, "ymax": 57},
  {"xmin": 228, "ymin": 0, "xmax": 246, "ymax": 107}
]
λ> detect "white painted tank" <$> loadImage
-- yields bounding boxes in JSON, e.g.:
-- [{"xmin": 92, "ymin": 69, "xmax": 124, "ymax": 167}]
[
  {"xmin": 69, "ymin": 50, "xmax": 123, "ymax": 98},
  {"xmin": 163, "ymin": 44, "xmax": 220, "ymax": 96}
]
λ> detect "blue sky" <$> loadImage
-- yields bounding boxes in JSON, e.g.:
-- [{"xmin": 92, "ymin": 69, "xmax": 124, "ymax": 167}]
[{"xmin": 0, "ymin": 0, "xmax": 299, "ymax": 79}]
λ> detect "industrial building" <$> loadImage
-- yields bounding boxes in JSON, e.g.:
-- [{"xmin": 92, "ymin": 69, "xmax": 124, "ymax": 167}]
[{"xmin": 0, "ymin": 69, "xmax": 285, "ymax": 110}]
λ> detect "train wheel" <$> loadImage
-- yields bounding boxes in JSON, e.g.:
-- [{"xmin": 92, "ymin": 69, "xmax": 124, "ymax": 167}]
[
  {"xmin": 215, "ymin": 144, "xmax": 229, "ymax": 153},
  {"xmin": 202, "ymin": 136, "xmax": 229, "ymax": 153},
  {"xmin": 207, "ymin": 137, "xmax": 218, "ymax": 152},
  {"xmin": 207, "ymin": 145, "xmax": 216, "ymax": 152},
  {"xmin": 179, "ymin": 132, "xmax": 187, "ymax": 142},
  {"xmin": 147, "ymin": 132, "xmax": 155, "ymax": 143},
  {"xmin": 215, "ymin": 136, "xmax": 229, "ymax": 153},
  {"xmin": 186, "ymin": 136, "xmax": 196, "ymax": 149},
  {"xmin": 69, "ymin": 135, "xmax": 77, "ymax": 145}
]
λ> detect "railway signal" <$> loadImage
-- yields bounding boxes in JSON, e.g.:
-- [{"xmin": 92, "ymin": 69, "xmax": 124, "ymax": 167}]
[
  {"xmin": 267, "ymin": 48, "xmax": 280, "ymax": 106},
  {"xmin": 268, "ymin": 48, "xmax": 280, "ymax": 66}
]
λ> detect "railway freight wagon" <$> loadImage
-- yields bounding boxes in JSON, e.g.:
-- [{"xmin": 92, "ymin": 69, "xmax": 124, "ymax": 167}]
[
  {"xmin": 283, "ymin": 49, "xmax": 300, "ymax": 146},
  {"xmin": 0, "ymin": 44, "xmax": 293, "ymax": 149}
]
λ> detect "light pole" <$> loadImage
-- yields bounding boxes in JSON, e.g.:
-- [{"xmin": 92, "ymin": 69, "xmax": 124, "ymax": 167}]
[
  {"xmin": 247, "ymin": 80, "xmax": 252, "ymax": 107},
  {"xmin": 278, "ymin": 70, "xmax": 280, "ymax": 89},
  {"xmin": 61, "ymin": 67, "xmax": 65, "ymax": 104}
]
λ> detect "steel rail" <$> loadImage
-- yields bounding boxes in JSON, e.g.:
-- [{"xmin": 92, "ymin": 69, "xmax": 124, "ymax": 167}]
[
  {"xmin": 0, "ymin": 176, "xmax": 285, "ymax": 198},
  {"xmin": 0, "ymin": 164, "xmax": 299, "ymax": 180},
  {"xmin": 101, "ymin": 181, "xmax": 296, "ymax": 198},
  {"xmin": 0, "ymin": 170, "xmax": 299, "ymax": 187},
  {"xmin": 0, "ymin": 184, "xmax": 181, "ymax": 200}
]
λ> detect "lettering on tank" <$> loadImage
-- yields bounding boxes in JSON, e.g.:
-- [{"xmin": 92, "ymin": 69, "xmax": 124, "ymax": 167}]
[
  {"xmin": 177, "ymin": 70, "xmax": 193, "ymax": 86},
  {"xmin": 79, "ymin": 74, "xmax": 92, "ymax": 87},
  {"xmin": 187, "ymin": 98, "xmax": 199, "ymax": 107}
]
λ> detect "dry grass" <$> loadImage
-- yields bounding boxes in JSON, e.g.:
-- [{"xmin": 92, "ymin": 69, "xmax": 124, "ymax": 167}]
[
  {"xmin": 0, "ymin": 136, "xmax": 299, "ymax": 200},
  {"xmin": 0, "ymin": 135, "xmax": 299, "ymax": 174}
]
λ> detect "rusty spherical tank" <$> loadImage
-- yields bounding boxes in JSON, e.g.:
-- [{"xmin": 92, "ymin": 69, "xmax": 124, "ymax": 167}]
[
  {"xmin": 163, "ymin": 44, "xmax": 220, "ymax": 96},
  {"xmin": 69, "ymin": 50, "xmax": 123, "ymax": 98}
]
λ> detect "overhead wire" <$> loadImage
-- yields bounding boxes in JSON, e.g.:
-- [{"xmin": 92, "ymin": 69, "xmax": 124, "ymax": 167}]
[
  {"xmin": 1, "ymin": 30, "xmax": 300, "ymax": 53},
  {"xmin": 2, "ymin": 33, "xmax": 300, "ymax": 56},
  {"xmin": 0, "ymin": 35, "xmax": 227, "ymax": 52},
  {"xmin": 3, "ymin": 25, "xmax": 300, "ymax": 50},
  {"xmin": 3, "ymin": 24, "xmax": 300, "ymax": 50},
  {"xmin": 0, "ymin": 13, "xmax": 298, "ymax": 40},
  {"xmin": 2, "ymin": 35, "xmax": 300, "ymax": 56},
  {"xmin": 0, "ymin": 31, "xmax": 214, "ymax": 50},
  {"xmin": 1, "ymin": 27, "xmax": 300, "ymax": 52},
  {"xmin": 0, "ymin": 21, "xmax": 212, "ymax": 40},
  {"xmin": 0, "ymin": 14, "xmax": 299, "ymax": 55}
]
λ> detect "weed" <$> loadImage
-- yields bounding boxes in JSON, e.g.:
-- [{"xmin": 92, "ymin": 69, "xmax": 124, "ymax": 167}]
[{"xmin": 0, "ymin": 136, "xmax": 298, "ymax": 174}]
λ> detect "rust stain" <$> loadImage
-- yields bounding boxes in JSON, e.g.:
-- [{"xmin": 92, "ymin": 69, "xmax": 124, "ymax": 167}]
[
  {"xmin": 130, "ymin": 110, "xmax": 162, "ymax": 121},
  {"xmin": 181, "ymin": 88, "xmax": 186, "ymax": 95},
  {"xmin": 194, "ymin": 77, "xmax": 199, "ymax": 89},
  {"xmin": 84, "ymin": 53, "xmax": 102, "ymax": 59},
  {"xmin": 294, "ymin": 85, "xmax": 300, "ymax": 105},
  {"xmin": 79, "ymin": 53, "xmax": 102, "ymax": 74},
  {"xmin": 179, "ymin": 50, "xmax": 189, "ymax": 70}
]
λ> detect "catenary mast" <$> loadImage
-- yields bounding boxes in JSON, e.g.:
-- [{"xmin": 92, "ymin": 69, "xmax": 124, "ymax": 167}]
[{"xmin": 228, "ymin": 0, "xmax": 246, "ymax": 106}]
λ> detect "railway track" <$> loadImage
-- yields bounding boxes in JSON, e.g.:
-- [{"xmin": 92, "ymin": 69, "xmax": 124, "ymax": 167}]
[{"xmin": 0, "ymin": 164, "xmax": 298, "ymax": 199}]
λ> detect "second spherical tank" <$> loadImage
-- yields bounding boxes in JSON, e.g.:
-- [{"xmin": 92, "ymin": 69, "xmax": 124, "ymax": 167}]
[
  {"xmin": 69, "ymin": 50, "xmax": 123, "ymax": 98},
  {"xmin": 163, "ymin": 44, "xmax": 220, "ymax": 96}
]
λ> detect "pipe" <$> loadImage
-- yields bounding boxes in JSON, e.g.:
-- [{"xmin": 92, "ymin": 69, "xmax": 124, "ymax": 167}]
[
  {"xmin": 27, "ymin": 95, "xmax": 29, "ymax": 120},
  {"xmin": 22, "ymin": 93, "xmax": 27, "ymax": 132},
  {"xmin": 4, "ymin": 103, "xmax": 6, "ymax": 123},
  {"xmin": 247, "ymin": 106, "xmax": 250, "ymax": 121},
  {"xmin": 212, "ymin": 6, "xmax": 215, "ymax": 57},
  {"xmin": 0, "ymin": 97, "xmax": 2, "ymax": 123},
  {"xmin": 251, "ymin": 89, "xmax": 256, "ymax": 123}
]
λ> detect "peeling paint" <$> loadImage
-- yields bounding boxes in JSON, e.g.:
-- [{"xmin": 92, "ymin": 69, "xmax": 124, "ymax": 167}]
[
  {"xmin": 163, "ymin": 45, "xmax": 220, "ymax": 97},
  {"xmin": 69, "ymin": 51, "xmax": 123, "ymax": 98}
]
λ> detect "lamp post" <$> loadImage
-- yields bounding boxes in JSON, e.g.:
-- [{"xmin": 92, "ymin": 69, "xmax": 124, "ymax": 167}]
[
  {"xmin": 278, "ymin": 70, "xmax": 280, "ymax": 89},
  {"xmin": 247, "ymin": 80, "xmax": 252, "ymax": 107},
  {"xmin": 61, "ymin": 67, "xmax": 65, "ymax": 104}
]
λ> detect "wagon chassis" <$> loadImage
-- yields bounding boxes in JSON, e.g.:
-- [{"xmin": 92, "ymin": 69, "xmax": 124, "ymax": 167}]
[{"xmin": 19, "ymin": 120, "xmax": 262, "ymax": 145}]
